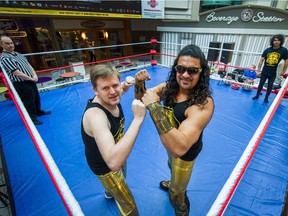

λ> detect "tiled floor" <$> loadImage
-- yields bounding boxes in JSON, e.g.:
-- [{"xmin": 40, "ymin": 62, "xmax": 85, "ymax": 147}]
[
  {"xmin": 0, "ymin": 94, "xmax": 5, "ymax": 102},
  {"xmin": 0, "ymin": 165, "xmax": 12, "ymax": 216},
  {"xmin": 0, "ymin": 196, "xmax": 11, "ymax": 216}
]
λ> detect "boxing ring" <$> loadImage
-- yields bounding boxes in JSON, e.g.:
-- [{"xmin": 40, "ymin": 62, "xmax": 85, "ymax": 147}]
[{"xmin": 0, "ymin": 41, "xmax": 288, "ymax": 216}]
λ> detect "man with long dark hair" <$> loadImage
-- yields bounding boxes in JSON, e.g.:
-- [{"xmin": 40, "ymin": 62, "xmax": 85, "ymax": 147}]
[
  {"xmin": 134, "ymin": 44, "xmax": 214, "ymax": 215},
  {"xmin": 253, "ymin": 34, "xmax": 288, "ymax": 103}
]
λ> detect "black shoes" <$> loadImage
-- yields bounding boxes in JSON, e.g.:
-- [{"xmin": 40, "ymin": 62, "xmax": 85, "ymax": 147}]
[
  {"xmin": 160, "ymin": 180, "xmax": 170, "ymax": 191},
  {"xmin": 38, "ymin": 110, "xmax": 51, "ymax": 116},
  {"xmin": 33, "ymin": 110, "xmax": 51, "ymax": 125},
  {"xmin": 253, "ymin": 96, "xmax": 269, "ymax": 103},
  {"xmin": 33, "ymin": 119, "xmax": 43, "ymax": 125}
]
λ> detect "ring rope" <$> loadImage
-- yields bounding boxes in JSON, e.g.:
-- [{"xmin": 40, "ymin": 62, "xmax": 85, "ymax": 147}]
[
  {"xmin": 24, "ymin": 41, "xmax": 152, "ymax": 57},
  {"xmin": 37, "ymin": 77, "xmax": 90, "ymax": 92},
  {"xmin": 207, "ymin": 76, "xmax": 288, "ymax": 216},
  {"xmin": 36, "ymin": 51, "xmax": 154, "ymax": 92},
  {"xmin": 36, "ymin": 52, "xmax": 151, "ymax": 74},
  {"xmin": 158, "ymin": 52, "xmax": 261, "ymax": 72},
  {"xmin": 0, "ymin": 63, "xmax": 84, "ymax": 216},
  {"xmin": 32, "ymin": 40, "xmax": 264, "ymax": 74},
  {"xmin": 157, "ymin": 41, "xmax": 262, "ymax": 55}
]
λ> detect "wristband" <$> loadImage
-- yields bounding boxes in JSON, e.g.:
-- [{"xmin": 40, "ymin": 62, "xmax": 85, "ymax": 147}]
[
  {"xmin": 147, "ymin": 102, "xmax": 174, "ymax": 135},
  {"xmin": 134, "ymin": 80, "xmax": 146, "ymax": 94}
]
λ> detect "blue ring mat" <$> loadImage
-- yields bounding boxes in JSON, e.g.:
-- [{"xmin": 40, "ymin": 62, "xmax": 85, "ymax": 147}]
[{"xmin": 0, "ymin": 65, "xmax": 287, "ymax": 216}]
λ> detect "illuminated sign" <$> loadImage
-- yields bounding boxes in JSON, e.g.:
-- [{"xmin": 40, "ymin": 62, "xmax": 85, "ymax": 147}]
[
  {"xmin": 5, "ymin": 31, "xmax": 27, "ymax": 38},
  {"xmin": 81, "ymin": 20, "xmax": 105, "ymax": 28},
  {"xmin": 0, "ymin": 19, "xmax": 18, "ymax": 31},
  {"xmin": 205, "ymin": 10, "xmax": 285, "ymax": 25},
  {"xmin": 0, "ymin": 1, "xmax": 142, "ymax": 18}
]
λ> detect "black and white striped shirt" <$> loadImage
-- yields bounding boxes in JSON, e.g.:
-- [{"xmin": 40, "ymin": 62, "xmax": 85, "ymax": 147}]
[{"xmin": 0, "ymin": 51, "xmax": 34, "ymax": 82}]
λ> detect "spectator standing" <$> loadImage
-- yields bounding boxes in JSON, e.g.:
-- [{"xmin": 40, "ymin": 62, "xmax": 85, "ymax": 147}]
[
  {"xmin": 253, "ymin": 34, "xmax": 288, "ymax": 103},
  {"xmin": 0, "ymin": 35, "xmax": 51, "ymax": 125}
]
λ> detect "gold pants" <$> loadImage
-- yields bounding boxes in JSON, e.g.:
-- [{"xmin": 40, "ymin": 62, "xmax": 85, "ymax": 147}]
[
  {"xmin": 97, "ymin": 169, "xmax": 139, "ymax": 216},
  {"xmin": 105, "ymin": 162, "xmax": 127, "ymax": 197},
  {"xmin": 168, "ymin": 153, "xmax": 195, "ymax": 216}
]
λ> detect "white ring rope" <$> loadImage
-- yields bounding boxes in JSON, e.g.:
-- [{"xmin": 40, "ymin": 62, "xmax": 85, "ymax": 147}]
[
  {"xmin": 207, "ymin": 77, "xmax": 288, "ymax": 216},
  {"xmin": 24, "ymin": 41, "xmax": 151, "ymax": 57},
  {"xmin": 38, "ymin": 77, "xmax": 90, "ymax": 92},
  {"xmin": 157, "ymin": 41, "xmax": 262, "ymax": 55},
  {"xmin": 0, "ymin": 63, "xmax": 84, "ymax": 216}
]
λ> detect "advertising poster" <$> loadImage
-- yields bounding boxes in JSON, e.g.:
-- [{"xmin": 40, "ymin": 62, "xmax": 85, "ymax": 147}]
[
  {"xmin": 0, "ymin": 1, "xmax": 142, "ymax": 18},
  {"xmin": 141, "ymin": 0, "xmax": 164, "ymax": 19}
]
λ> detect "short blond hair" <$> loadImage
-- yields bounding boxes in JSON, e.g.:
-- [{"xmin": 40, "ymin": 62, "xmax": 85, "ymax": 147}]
[{"xmin": 90, "ymin": 64, "xmax": 120, "ymax": 88}]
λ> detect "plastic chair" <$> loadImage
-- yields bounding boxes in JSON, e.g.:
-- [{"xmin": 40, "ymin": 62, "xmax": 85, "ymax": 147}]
[{"xmin": 59, "ymin": 69, "xmax": 66, "ymax": 75}]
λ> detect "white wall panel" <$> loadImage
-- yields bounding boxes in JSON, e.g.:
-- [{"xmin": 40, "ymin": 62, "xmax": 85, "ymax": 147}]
[
  {"xmin": 159, "ymin": 31, "xmax": 285, "ymax": 72},
  {"xmin": 165, "ymin": 0, "xmax": 189, "ymax": 9},
  {"xmin": 240, "ymin": 35, "xmax": 269, "ymax": 70},
  {"xmin": 195, "ymin": 33, "xmax": 216, "ymax": 56},
  {"xmin": 160, "ymin": 32, "xmax": 180, "ymax": 67}
]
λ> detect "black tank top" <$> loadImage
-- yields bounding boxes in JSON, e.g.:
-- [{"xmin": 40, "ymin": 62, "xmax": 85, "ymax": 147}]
[
  {"xmin": 163, "ymin": 100, "xmax": 203, "ymax": 161},
  {"xmin": 81, "ymin": 99, "xmax": 124, "ymax": 175}
]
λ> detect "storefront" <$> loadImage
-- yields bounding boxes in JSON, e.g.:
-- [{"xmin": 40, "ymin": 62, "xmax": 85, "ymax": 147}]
[
  {"xmin": 0, "ymin": 18, "xmax": 56, "ymax": 70},
  {"xmin": 0, "ymin": 1, "xmax": 166, "ymax": 71},
  {"xmin": 52, "ymin": 18, "xmax": 131, "ymax": 65},
  {"xmin": 0, "ymin": 17, "xmax": 132, "ymax": 70},
  {"xmin": 0, "ymin": 1, "xmax": 146, "ymax": 70}
]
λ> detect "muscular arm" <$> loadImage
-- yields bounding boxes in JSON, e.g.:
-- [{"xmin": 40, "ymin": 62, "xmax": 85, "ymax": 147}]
[
  {"xmin": 160, "ymin": 98, "xmax": 214, "ymax": 157},
  {"xmin": 147, "ymin": 97, "xmax": 214, "ymax": 158},
  {"xmin": 135, "ymin": 82, "xmax": 165, "ymax": 101},
  {"xmin": 134, "ymin": 79, "xmax": 146, "ymax": 100},
  {"xmin": 83, "ymin": 100, "xmax": 146, "ymax": 171},
  {"xmin": 134, "ymin": 69, "xmax": 152, "ymax": 100}
]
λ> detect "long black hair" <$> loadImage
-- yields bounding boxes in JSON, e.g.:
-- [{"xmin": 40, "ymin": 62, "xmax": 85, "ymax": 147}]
[
  {"xmin": 270, "ymin": 34, "xmax": 285, "ymax": 47},
  {"xmin": 162, "ymin": 44, "xmax": 212, "ymax": 108}
]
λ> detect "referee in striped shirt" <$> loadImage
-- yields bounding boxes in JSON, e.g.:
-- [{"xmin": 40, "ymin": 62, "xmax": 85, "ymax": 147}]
[{"xmin": 0, "ymin": 35, "xmax": 51, "ymax": 125}]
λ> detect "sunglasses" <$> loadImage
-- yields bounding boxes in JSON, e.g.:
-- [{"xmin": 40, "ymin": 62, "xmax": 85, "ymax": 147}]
[{"xmin": 175, "ymin": 65, "xmax": 201, "ymax": 76}]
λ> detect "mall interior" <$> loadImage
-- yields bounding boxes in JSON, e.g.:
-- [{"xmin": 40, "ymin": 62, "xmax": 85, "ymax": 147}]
[
  {"xmin": 0, "ymin": 0, "xmax": 286, "ymax": 71},
  {"xmin": 0, "ymin": 1, "xmax": 288, "ymax": 216}
]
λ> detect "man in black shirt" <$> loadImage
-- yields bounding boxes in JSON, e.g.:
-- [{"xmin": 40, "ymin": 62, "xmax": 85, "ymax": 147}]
[
  {"xmin": 81, "ymin": 64, "xmax": 146, "ymax": 215},
  {"xmin": 253, "ymin": 34, "xmax": 288, "ymax": 103},
  {"xmin": 134, "ymin": 44, "xmax": 214, "ymax": 216},
  {"xmin": 0, "ymin": 35, "xmax": 51, "ymax": 125}
]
